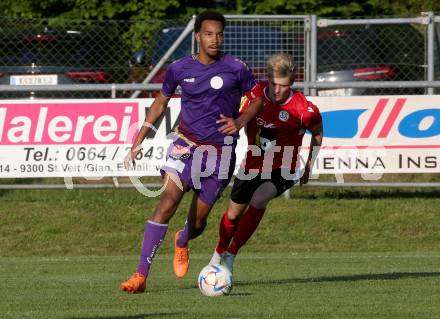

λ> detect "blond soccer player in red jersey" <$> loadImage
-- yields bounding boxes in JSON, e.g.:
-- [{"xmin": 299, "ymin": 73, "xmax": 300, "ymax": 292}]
[{"xmin": 209, "ymin": 53, "xmax": 323, "ymax": 272}]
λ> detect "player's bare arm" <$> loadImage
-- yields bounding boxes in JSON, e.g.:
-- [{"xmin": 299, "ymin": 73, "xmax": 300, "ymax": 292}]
[
  {"xmin": 301, "ymin": 122, "xmax": 323, "ymax": 185},
  {"xmin": 124, "ymin": 92, "xmax": 170, "ymax": 169},
  {"xmin": 217, "ymin": 96, "xmax": 263, "ymax": 134}
]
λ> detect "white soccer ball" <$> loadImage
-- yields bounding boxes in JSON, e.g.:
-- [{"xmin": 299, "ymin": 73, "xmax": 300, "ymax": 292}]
[{"xmin": 198, "ymin": 264, "xmax": 233, "ymax": 297}]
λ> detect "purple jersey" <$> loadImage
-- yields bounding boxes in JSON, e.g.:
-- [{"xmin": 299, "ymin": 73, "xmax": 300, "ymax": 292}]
[{"xmin": 161, "ymin": 54, "xmax": 257, "ymax": 146}]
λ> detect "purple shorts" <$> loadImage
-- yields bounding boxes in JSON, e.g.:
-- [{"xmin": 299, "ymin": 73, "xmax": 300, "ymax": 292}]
[{"xmin": 161, "ymin": 138, "xmax": 236, "ymax": 205}]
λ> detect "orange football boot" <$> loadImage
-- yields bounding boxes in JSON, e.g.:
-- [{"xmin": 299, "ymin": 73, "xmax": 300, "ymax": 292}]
[
  {"xmin": 120, "ymin": 272, "xmax": 146, "ymax": 293},
  {"xmin": 173, "ymin": 230, "xmax": 189, "ymax": 278}
]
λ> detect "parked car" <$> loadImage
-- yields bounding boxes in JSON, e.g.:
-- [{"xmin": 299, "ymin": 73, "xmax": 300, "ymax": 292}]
[
  {"xmin": 316, "ymin": 24, "xmax": 425, "ymax": 96},
  {"xmin": 129, "ymin": 23, "xmax": 426, "ymax": 96},
  {"xmin": 0, "ymin": 27, "xmax": 129, "ymax": 98},
  {"xmin": 127, "ymin": 25, "xmax": 290, "ymax": 97}
]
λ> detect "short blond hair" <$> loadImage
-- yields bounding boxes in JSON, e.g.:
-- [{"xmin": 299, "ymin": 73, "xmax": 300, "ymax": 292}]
[{"xmin": 267, "ymin": 53, "xmax": 295, "ymax": 81}]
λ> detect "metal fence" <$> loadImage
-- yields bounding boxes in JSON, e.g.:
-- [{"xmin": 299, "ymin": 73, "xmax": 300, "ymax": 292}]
[
  {"xmin": 0, "ymin": 16, "xmax": 187, "ymax": 99},
  {"xmin": 0, "ymin": 13, "xmax": 439, "ymax": 98},
  {"xmin": 315, "ymin": 16, "xmax": 430, "ymax": 96}
]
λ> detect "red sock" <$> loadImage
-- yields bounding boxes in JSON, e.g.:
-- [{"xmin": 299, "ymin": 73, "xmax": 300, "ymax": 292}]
[
  {"xmin": 227, "ymin": 205, "xmax": 266, "ymax": 255},
  {"xmin": 215, "ymin": 211, "xmax": 238, "ymax": 254}
]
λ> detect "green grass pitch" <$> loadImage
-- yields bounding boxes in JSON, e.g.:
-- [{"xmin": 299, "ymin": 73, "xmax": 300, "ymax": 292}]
[
  {"xmin": 1, "ymin": 254, "xmax": 440, "ymax": 318},
  {"xmin": 1, "ymin": 187, "xmax": 440, "ymax": 318}
]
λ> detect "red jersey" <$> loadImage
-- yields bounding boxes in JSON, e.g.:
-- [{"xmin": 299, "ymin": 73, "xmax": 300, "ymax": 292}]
[{"xmin": 241, "ymin": 81, "xmax": 322, "ymax": 172}]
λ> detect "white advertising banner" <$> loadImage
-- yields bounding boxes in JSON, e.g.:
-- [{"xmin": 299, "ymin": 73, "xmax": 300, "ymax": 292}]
[
  {"xmin": 0, "ymin": 96, "xmax": 439, "ymax": 178},
  {"xmin": 307, "ymin": 95, "xmax": 440, "ymax": 174}
]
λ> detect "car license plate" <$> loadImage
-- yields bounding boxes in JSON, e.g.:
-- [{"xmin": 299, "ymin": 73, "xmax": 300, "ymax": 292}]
[
  {"xmin": 318, "ymin": 89, "xmax": 347, "ymax": 97},
  {"xmin": 10, "ymin": 74, "xmax": 58, "ymax": 85}
]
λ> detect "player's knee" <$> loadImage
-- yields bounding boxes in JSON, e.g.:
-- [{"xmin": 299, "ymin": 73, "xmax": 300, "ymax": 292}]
[
  {"xmin": 227, "ymin": 210, "xmax": 241, "ymax": 221},
  {"xmin": 152, "ymin": 196, "xmax": 179, "ymax": 222}
]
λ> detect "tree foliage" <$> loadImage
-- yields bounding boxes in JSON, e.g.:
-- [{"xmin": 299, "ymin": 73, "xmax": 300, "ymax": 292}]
[
  {"xmin": 231, "ymin": 0, "xmax": 439, "ymax": 17},
  {"xmin": 0, "ymin": 1, "xmax": 184, "ymax": 52},
  {"xmin": 0, "ymin": 0, "xmax": 438, "ymax": 63},
  {"xmin": 1, "ymin": 0, "xmax": 438, "ymax": 20},
  {"xmin": 0, "ymin": 0, "xmax": 181, "ymax": 20}
]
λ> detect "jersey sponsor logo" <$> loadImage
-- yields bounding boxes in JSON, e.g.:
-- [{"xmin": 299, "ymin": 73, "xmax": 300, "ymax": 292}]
[
  {"xmin": 278, "ymin": 110, "xmax": 290, "ymax": 122},
  {"xmin": 256, "ymin": 117, "xmax": 276, "ymax": 128},
  {"xmin": 183, "ymin": 78, "xmax": 195, "ymax": 83},
  {"xmin": 308, "ymin": 106, "xmax": 314, "ymax": 113},
  {"xmin": 210, "ymin": 76, "xmax": 224, "ymax": 89}
]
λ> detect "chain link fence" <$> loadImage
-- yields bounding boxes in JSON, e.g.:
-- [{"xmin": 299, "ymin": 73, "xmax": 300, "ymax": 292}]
[
  {"xmin": 223, "ymin": 16, "xmax": 307, "ymax": 82},
  {"xmin": 316, "ymin": 22, "xmax": 427, "ymax": 96},
  {"xmin": 0, "ymin": 14, "xmax": 439, "ymax": 98},
  {"xmin": 128, "ymin": 15, "xmax": 308, "ymax": 97},
  {"xmin": 0, "ymin": 17, "xmax": 187, "ymax": 99}
]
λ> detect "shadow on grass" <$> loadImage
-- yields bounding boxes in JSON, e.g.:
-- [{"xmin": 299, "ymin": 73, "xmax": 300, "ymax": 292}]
[
  {"xmin": 294, "ymin": 189, "xmax": 440, "ymax": 200},
  {"xmin": 67, "ymin": 313, "xmax": 183, "ymax": 319},
  {"xmin": 131, "ymin": 272, "xmax": 440, "ymax": 297},
  {"xmin": 237, "ymin": 271, "xmax": 440, "ymax": 287}
]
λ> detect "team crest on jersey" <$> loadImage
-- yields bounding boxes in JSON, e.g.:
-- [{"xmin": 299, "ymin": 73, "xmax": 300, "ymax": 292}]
[
  {"xmin": 210, "ymin": 76, "xmax": 223, "ymax": 89},
  {"xmin": 278, "ymin": 110, "xmax": 290, "ymax": 122}
]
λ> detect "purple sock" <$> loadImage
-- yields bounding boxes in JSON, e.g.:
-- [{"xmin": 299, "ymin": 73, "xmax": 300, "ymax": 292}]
[
  {"xmin": 136, "ymin": 220, "xmax": 168, "ymax": 277},
  {"xmin": 176, "ymin": 220, "xmax": 189, "ymax": 248}
]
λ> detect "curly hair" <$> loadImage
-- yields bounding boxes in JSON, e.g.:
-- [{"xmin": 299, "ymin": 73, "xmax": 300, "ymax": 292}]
[{"xmin": 194, "ymin": 11, "xmax": 226, "ymax": 33}]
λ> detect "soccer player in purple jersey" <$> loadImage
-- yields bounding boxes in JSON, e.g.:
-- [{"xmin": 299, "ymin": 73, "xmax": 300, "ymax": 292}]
[{"xmin": 120, "ymin": 11, "xmax": 263, "ymax": 293}]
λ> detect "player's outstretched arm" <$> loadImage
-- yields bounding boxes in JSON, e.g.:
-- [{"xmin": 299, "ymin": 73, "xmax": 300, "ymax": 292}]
[
  {"xmin": 301, "ymin": 122, "xmax": 323, "ymax": 185},
  {"xmin": 124, "ymin": 92, "xmax": 171, "ymax": 169},
  {"xmin": 217, "ymin": 97, "xmax": 263, "ymax": 135}
]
